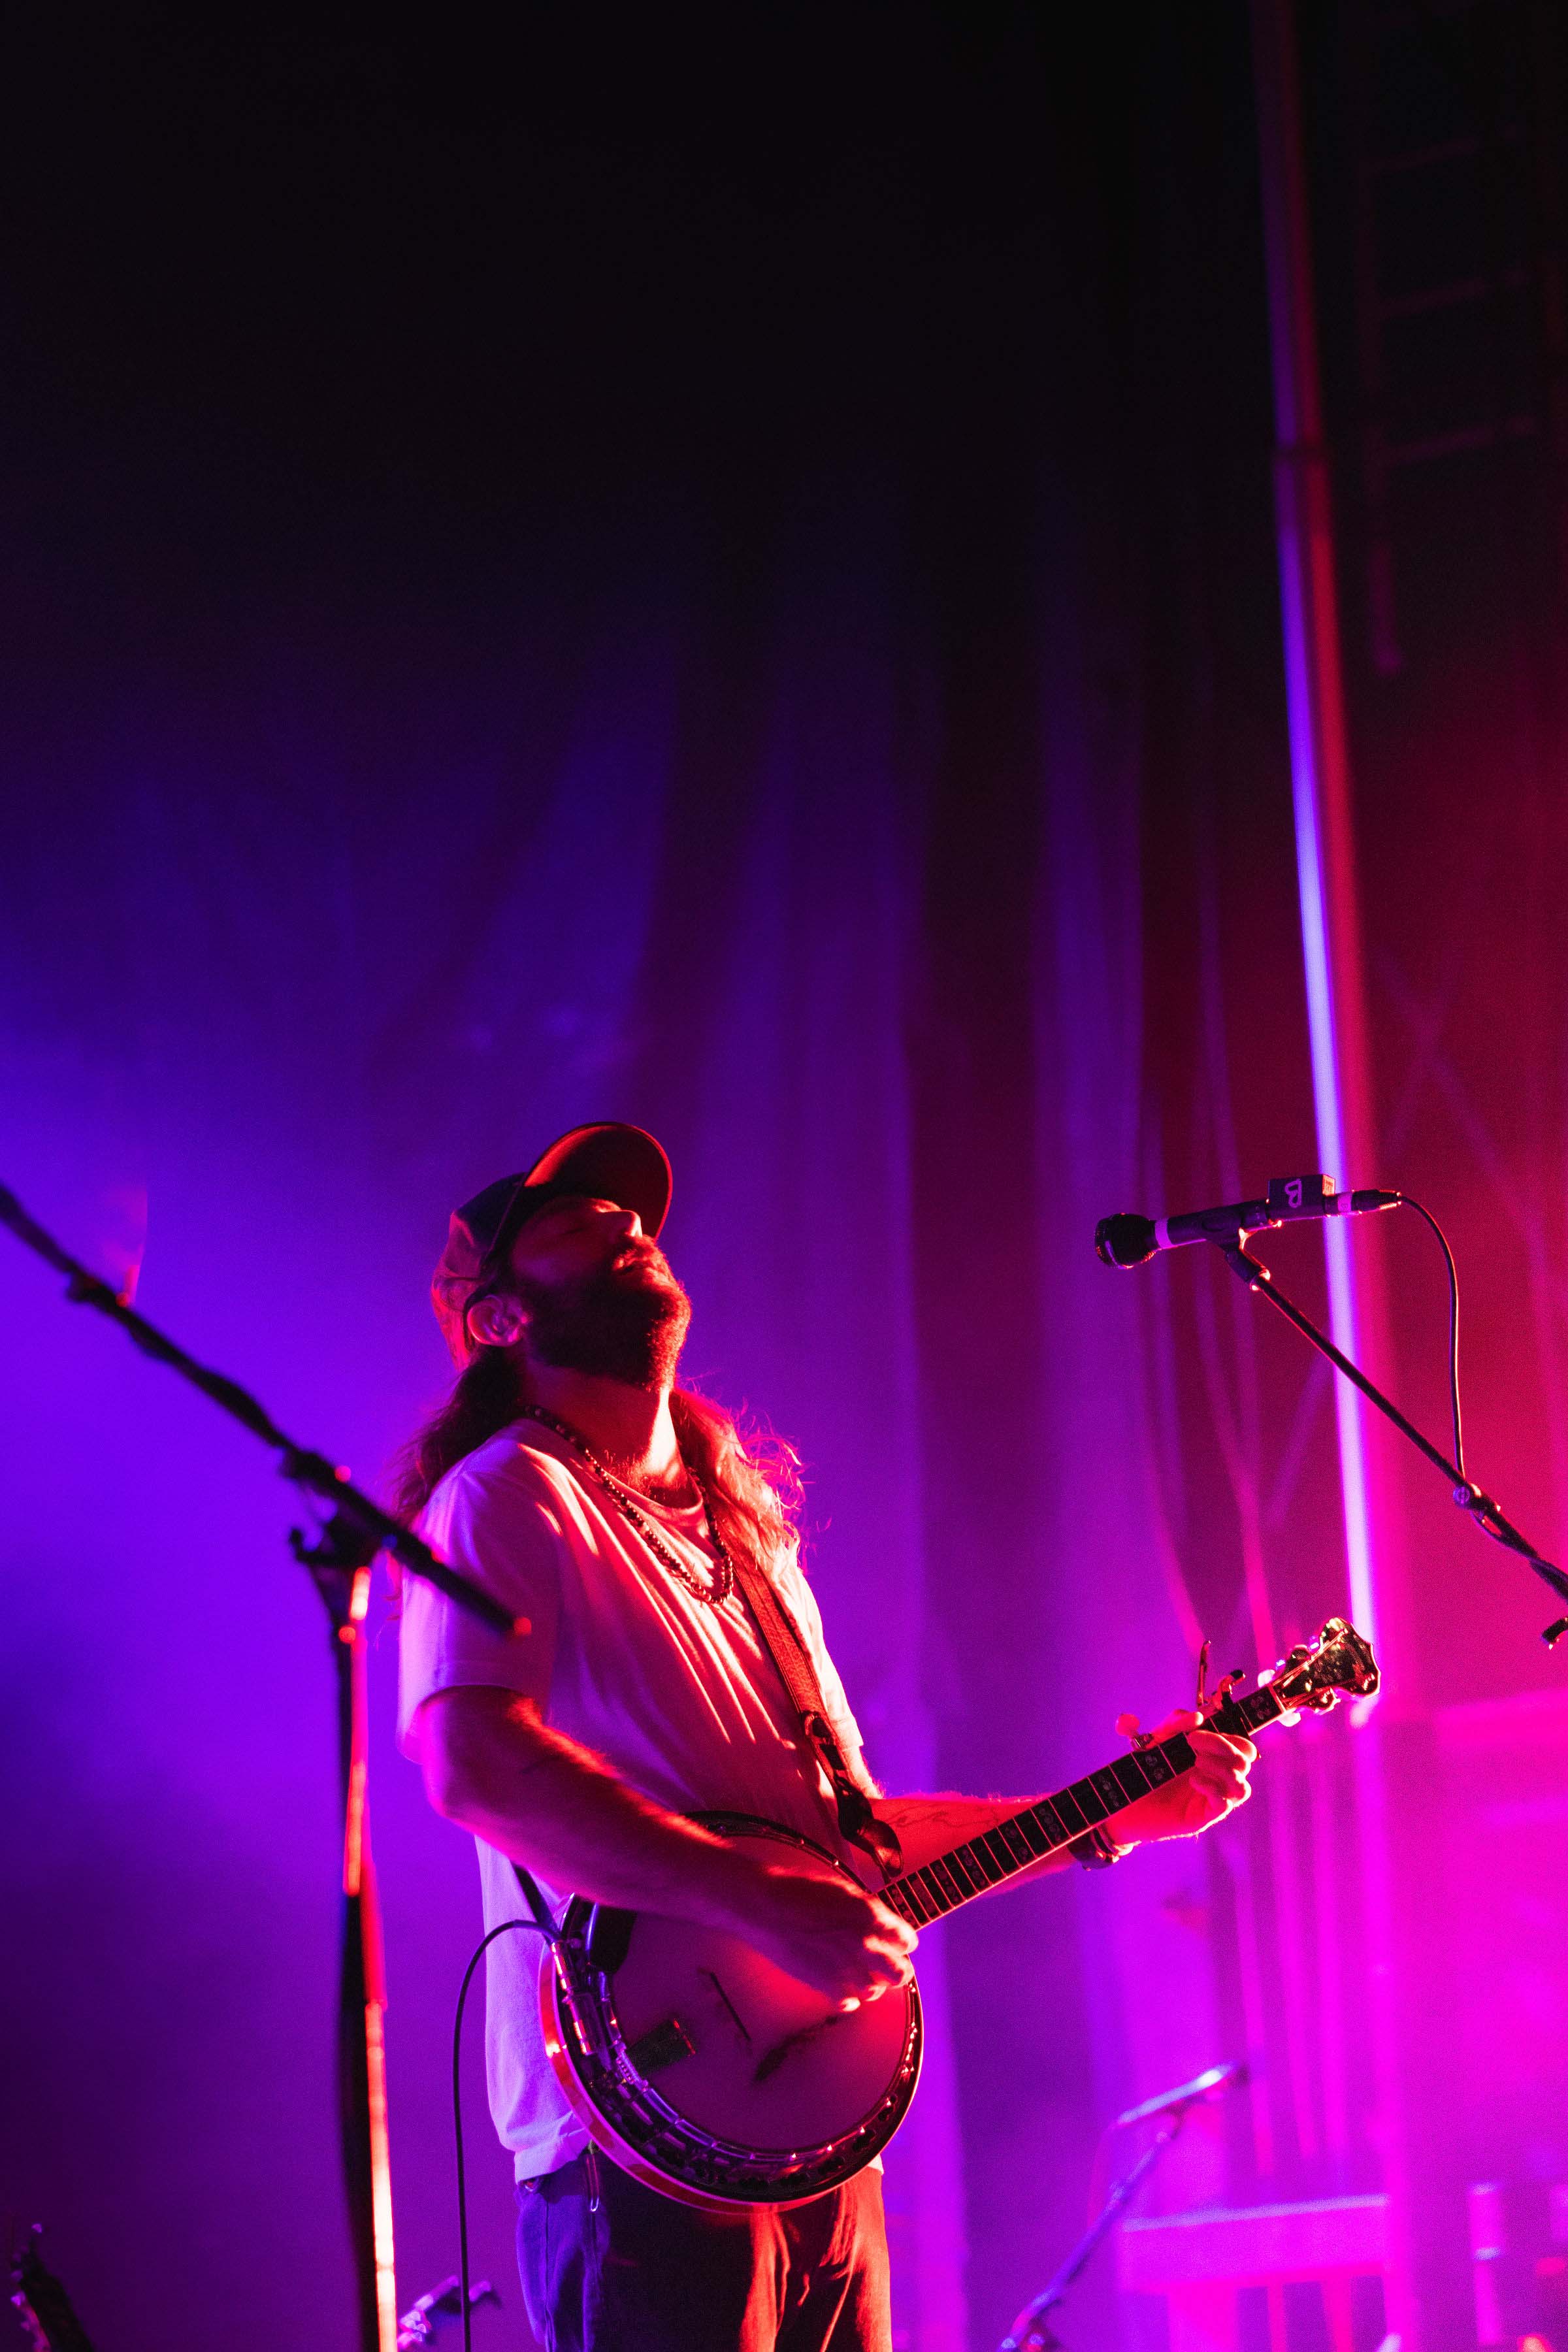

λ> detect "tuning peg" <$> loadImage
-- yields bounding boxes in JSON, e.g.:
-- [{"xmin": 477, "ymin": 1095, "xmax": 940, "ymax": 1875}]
[{"xmin": 1115, "ymin": 1711, "xmax": 1154, "ymax": 1750}]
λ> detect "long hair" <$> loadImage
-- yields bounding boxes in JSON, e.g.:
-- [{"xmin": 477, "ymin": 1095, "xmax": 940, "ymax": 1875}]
[
  {"xmin": 392, "ymin": 1351, "xmax": 803, "ymax": 1584},
  {"xmin": 670, "ymin": 1386, "xmax": 804, "ymax": 1585},
  {"xmin": 393, "ymin": 1344, "xmax": 524, "ymax": 1520}
]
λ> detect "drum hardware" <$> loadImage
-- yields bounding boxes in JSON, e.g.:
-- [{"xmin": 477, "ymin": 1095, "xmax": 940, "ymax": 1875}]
[{"xmin": 395, "ymin": 2274, "xmax": 501, "ymax": 2347}]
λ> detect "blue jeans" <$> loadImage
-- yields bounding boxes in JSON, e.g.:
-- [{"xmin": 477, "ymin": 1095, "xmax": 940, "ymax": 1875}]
[{"xmin": 515, "ymin": 2149, "xmax": 891, "ymax": 2351}]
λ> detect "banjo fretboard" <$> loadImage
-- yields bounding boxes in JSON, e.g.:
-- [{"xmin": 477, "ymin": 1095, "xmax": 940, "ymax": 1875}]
[{"xmin": 880, "ymin": 1682, "xmax": 1282, "ymax": 1927}]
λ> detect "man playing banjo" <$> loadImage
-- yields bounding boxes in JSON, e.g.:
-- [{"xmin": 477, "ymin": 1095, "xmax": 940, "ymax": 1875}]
[{"xmin": 397, "ymin": 1122, "xmax": 1255, "ymax": 2352}]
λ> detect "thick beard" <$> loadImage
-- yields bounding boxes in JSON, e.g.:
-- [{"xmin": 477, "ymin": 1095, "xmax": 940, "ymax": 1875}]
[{"xmin": 514, "ymin": 1250, "xmax": 692, "ymax": 1391}]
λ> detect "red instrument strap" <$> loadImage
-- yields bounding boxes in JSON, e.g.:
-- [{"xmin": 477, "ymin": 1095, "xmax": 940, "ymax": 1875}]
[{"xmin": 727, "ymin": 1549, "xmax": 903, "ymax": 1882}]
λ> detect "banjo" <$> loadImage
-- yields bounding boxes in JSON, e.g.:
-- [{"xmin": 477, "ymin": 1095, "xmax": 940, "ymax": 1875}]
[{"xmin": 540, "ymin": 1614, "xmax": 1379, "ymax": 2212}]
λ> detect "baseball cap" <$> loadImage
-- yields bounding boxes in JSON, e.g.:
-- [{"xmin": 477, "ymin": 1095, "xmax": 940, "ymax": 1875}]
[{"xmin": 431, "ymin": 1121, "xmax": 673, "ymax": 1364}]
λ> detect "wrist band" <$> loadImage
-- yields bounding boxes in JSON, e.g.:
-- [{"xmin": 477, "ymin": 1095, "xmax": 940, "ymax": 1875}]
[{"xmin": 1070, "ymin": 1826, "xmax": 1128, "ymax": 1870}]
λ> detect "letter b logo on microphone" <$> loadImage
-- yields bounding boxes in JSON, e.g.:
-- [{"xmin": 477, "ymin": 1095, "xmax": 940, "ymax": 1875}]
[{"xmin": 1266, "ymin": 1173, "xmax": 1335, "ymax": 1221}]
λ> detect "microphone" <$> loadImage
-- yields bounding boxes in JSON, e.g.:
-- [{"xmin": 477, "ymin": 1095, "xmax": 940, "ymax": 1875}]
[
  {"xmin": 1095, "ymin": 1174, "xmax": 1401, "ymax": 1269},
  {"xmin": 1114, "ymin": 2059, "xmax": 1245, "ymax": 2129}
]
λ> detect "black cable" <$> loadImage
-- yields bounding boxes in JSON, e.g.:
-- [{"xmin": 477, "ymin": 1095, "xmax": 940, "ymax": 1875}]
[
  {"xmin": 1395, "ymin": 1194, "xmax": 1465, "ymax": 1483},
  {"xmin": 1388, "ymin": 1197, "xmax": 1563, "ymax": 1611},
  {"xmin": 452, "ymin": 1911, "xmax": 559, "ymax": 2352}
]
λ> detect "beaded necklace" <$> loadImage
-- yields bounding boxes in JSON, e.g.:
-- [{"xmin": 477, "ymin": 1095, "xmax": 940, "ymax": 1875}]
[{"xmin": 517, "ymin": 1404, "xmax": 736, "ymax": 1607}]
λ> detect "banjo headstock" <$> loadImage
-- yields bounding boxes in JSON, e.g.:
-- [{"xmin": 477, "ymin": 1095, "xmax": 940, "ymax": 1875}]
[{"xmin": 1252, "ymin": 1615, "xmax": 1380, "ymax": 1716}]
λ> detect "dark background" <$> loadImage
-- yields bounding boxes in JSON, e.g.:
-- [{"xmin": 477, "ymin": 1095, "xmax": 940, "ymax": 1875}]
[{"xmin": 3, "ymin": 7, "xmax": 1567, "ymax": 2349}]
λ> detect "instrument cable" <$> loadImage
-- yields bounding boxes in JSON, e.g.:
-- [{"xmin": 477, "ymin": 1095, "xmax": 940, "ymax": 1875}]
[
  {"xmin": 1394, "ymin": 1194, "xmax": 1464, "ymax": 1483},
  {"xmin": 452, "ymin": 1906, "xmax": 558, "ymax": 2352}
]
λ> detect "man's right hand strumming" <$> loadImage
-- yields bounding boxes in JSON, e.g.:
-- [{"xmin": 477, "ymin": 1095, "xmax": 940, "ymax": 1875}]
[{"xmin": 728, "ymin": 1867, "xmax": 917, "ymax": 2009}]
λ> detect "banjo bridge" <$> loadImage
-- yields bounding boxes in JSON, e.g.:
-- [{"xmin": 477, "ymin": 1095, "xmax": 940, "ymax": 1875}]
[{"xmin": 753, "ymin": 2012, "xmax": 845, "ymax": 2085}]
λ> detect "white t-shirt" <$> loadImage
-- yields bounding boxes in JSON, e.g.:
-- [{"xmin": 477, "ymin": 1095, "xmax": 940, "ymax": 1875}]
[{"xmin": 397, "ymin": 1418, "xmax": 864, "ymax": 2180}]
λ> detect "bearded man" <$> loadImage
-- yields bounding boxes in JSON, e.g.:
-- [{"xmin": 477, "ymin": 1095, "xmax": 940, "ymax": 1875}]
[{"xmin": 397, "ymin": 1122, "xmax": 1254, "ymax": 2352}]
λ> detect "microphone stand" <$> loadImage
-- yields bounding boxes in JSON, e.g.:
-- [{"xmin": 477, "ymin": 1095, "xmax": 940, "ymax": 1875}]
[
  {"xmin": 1215, "ymin": 1238, "xmax": 1568, "ymax": 1647},
  {"xmin": 0, "ymin": 1183, "xmax": 519, "ymax": 2352},
  {"xmin": 295, "ymin": 1509, "xmax": 399, "ymax": 2352},
  {"xmin": 997, "ymin": 2092, "xmax": 1207, "ymax": 2351}
]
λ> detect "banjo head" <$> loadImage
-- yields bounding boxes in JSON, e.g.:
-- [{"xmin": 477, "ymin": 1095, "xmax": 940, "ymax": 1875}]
[{"xmin": 542, "ymin": 1813, "xmax": 924, "ymax": 2211}]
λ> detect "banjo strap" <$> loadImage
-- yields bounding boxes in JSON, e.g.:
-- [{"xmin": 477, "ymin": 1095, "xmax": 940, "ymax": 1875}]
[{"xmin": 728, "ymin": 1548, "xmax": 902, "ymax": 1883}]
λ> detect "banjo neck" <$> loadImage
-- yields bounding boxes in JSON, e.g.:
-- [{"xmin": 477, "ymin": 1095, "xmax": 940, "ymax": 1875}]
[{"xmin": 878, "ymin": 1680, "xmax": 1290, "ymax": 1929}]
